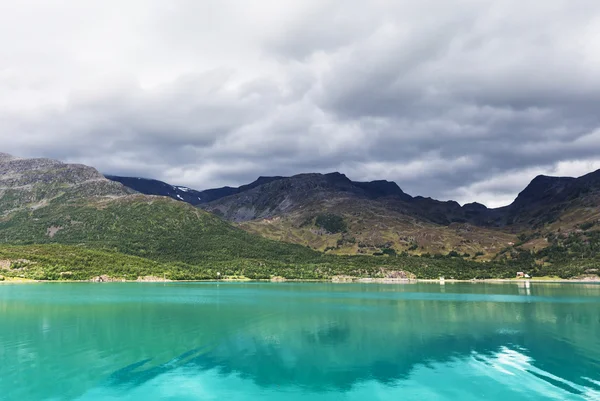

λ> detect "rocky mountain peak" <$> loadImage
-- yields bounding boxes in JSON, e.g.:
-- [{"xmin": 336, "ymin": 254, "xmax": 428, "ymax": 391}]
[
  {"xmin": 0, "ymin": 153, "xmax": 18, "ymax": 162},
  {"xmin": 324, "ymin": 172, "xmax": 351, "ymax": 183},
  {"xmin": 352, "ymin": 179, "xmax": 411, "ymax": 200},
  {"xmin": 1, "ymin": 156, "xmax": 102, "ymax": 184},
  {"xmin": 1, "ymin": 154, "xmax": 131, "ymax": 214},
  {"xmin": 462, "ymin": 202, "xmax": 488, "ymax": 211},
  {"xmin": 237, "ymin": 176, "xmax": 284, "ymax": 193},
  {"xmin": 577, "ymin": 168, "xmax": 600, "ymax": 186},
  {"xmin": 511, "ymin": 175, "xmax": 576, "ymax": 207}
]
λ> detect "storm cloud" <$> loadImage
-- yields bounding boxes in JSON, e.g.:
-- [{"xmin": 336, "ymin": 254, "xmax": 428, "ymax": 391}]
[{"xmin": 1, "ymin": 0, "xmax": 600, "ymax": 207}]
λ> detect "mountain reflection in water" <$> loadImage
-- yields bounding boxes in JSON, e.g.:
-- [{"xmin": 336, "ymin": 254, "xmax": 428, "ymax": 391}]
[{"xmin": 1, "ymin": 282, "xmax": 599, "ymax": 401}]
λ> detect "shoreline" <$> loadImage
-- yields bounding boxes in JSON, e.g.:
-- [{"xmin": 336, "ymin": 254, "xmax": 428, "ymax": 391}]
[{"xmin": 1, "ymin": 277, "xmax": 599, "ymax": 284}]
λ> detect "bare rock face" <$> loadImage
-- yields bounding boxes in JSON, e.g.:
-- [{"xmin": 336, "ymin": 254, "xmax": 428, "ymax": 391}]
[
  {"xmin": 200, "ymin": 172, "xmax": 399, "ymax": 222},
  {"xmin": 92, "ymin": 275, "xmax": 114, "ymax": 282},
  {"xmin": 105, "ymin": 175, "xmax": 286, "ymax": 206},
  {"xmin": 136, "ymin": 275, "xmax": 171, "ymax": 282},
  {"xmin": 382, "ymin": 270, "xmax": 413, "ymax": 279},
  {"xmin": 0, "ymin": 153, "xmax": 17, "ymax": 163},
  {"xmin": 0, "ymin": 153, "xmax": 133, "ymax": 214}
]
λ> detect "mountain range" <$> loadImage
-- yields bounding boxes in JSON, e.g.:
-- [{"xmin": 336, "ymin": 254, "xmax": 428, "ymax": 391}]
[
  {"xmin": 1, "ymin": 152, "xmax": 599, "ymax": 281},
  {"xmin": 106, "ymin": 168, "xmax": 600, "ymax": 258}
]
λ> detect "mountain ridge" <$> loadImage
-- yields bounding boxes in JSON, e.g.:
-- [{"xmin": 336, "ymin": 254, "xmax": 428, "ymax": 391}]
[
  {"xmin": 1, "ymin": 152, "xmax": 599, "ymax": 281},
  {"xmin": 107, "ymin": 166, "xmax": 600, "ymax": 257},
  {"xmin": 107, "ymin": 168, "xmax": 600, "ymax": 225},
  {"xmin": 105, "ymin": 175, "xmax": 287, "ymax": 205},
  {"xmin": 1, "ymin": 153, "xmax": 131, "ymax": 215}
]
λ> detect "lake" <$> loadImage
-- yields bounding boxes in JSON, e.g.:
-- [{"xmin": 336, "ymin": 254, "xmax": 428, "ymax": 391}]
[{"xmin": 0, "ymin": 282, "xmax": 599, "ymax": 400}]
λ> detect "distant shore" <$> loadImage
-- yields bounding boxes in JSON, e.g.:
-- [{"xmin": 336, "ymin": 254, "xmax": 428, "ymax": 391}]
[{"xmin": 1, "ymin": 276, "xmax": 599, "ymax": 284}]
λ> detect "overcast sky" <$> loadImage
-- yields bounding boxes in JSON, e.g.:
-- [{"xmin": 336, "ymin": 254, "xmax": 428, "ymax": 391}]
[{"xmin": 1, "ymin": 0, "xmax": 600, "ymax": 207}]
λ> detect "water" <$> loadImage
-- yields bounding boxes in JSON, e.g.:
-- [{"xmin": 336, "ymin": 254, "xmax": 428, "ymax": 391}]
[{"xmin": 1, "ymin": 282, "xmax": 599, "ymax": 401}]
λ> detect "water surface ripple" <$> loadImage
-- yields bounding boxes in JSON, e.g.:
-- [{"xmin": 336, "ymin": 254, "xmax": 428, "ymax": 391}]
[{"xmin": 0, "ymin": 282, "xmax": 599, "ymax": 400}]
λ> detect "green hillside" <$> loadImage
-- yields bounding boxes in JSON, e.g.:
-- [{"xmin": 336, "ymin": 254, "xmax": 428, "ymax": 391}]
[
  {"xmin": 1, "ymin": 154, "xmax": 597, "ymax": 281},
  {"xmin": 0, "ymin": 195, "xmax": 319, "ymax": 264},
  {"xmin": 0, "ymin": 191, "xmax": 596, "ymax": 282},
  {"xmin": 0, "ymin": 195, "xmax": 522, "ymax": 281}
]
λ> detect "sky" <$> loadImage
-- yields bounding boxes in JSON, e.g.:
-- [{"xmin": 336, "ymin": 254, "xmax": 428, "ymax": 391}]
[{"xmin": 1, "ymin": 0, "xmax": 600, "ymax": 207}]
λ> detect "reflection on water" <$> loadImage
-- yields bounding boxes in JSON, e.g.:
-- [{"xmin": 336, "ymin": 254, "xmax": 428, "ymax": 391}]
[
  {"xmin": 517, "ymin": 280, "xmax": 532, "ymax": 296},
  {"xmin": 74, "ymin": 346, "xmax": 600, "ymax": 401},
  {"xmin": 0, "ymin": 282, "xmax": 599, "ymax": 400}
]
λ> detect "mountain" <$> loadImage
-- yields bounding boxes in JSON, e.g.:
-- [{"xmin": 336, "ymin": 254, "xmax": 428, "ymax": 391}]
[
  {"xmin": 2, "ymin": 153, "xmax": 525, "ymax": 281},
  {"xmin": 106, "ymin": 172, "xmax": 415, "ymax": 210},
  {"xmin": 108, "ymin": 168, "xmax": 600, "ymax": 259},
  {"xmin": 194, "ymin": 172, "xmax": 515, "ymax": 256},
  {"xmin": 352, "ymin": 179, "xmax": 412, "ymax": 200},
  {"xmin": 203, "ymin": 172, "xmax": 402, "ymax": 222},
  {"xmin": 0, "ymin": 153, "xmax": 131, "ymax": 215},
  {"xmin": 105, "ymin": 175, "xmax": 206, "ymax": 205},
  {"xmin": 0, "ymin": 153, "xmax": 325, "ymax": 279},
  {"xmin": 105, "ymin": 175, "xmax": 285, "ymax": 205},
  {"xmin": 496, "ymin": 170, "xmax": 600, "ymax": 229},
  {"xmin": 2, "ymin": 153, "xmax": 598, "ymax": 281}
]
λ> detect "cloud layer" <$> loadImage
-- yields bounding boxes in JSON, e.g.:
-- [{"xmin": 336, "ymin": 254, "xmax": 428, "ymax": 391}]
[{"xmin": 1, "ymin": 0, "xmax": 600, "ymax": 207}]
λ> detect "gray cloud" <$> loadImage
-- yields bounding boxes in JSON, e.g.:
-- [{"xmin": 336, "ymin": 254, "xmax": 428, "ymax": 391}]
[{"xmin": 1, "ymin": 0, "xmax": 600, "ymax": 207}]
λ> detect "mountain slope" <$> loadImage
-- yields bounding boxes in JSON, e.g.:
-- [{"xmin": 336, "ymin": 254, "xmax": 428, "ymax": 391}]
[
  {"xmin": 0, "ymin": 193, "xmax": 523, "ymax": 281},
  {"xmin": 0, "ymin": 153, "xmax": 131, "ymax": 215},
  {"xmin": 2, "ymin": 153, "xmax": 535, "ymax": 281},
  {"xmin": 107, "ymin": 165, "xmax": 600, "ymax": 260},
  {"xmin": 498, "ymin": 170, "xmax": 600, "ymax": 230},
  {"xmin": 2, "ymin": 154, "xmax": 597, "ymax": 281},
  {"xmin": 201, "ymin": 171, "xmax": 450, "ymax": 223},
  {"xmin": 105, "ymin": 175, "xmax": 205, "ymax": 205},
  {"xmin": 203, "ymin": 170, "xmax": 600, "ymax": 258},
  {"xmin": 105, "ymin": 175, "xmax": 285, "ymax": 205},
  {"xmin": 194, "ymin": 172, "xmax": 514, "ymax": 256},
  {"xmin": 0, "ymin": 154, "xmax": 321, "ymax": 273}
]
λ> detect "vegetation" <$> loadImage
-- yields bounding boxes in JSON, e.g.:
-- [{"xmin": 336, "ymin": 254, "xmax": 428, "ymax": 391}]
[
  {"xmin": 240, "ymin": 204, "xmax": 518, "ymax": 257},
  {"xmin": 381, "ymin": 247, "xmax": 397, "ymax": 256},
  {"xmin": 0, "ymin": 194, "xmax": 595, "ymax": 281},
  {"xmin": 0, "ymin": 196, "xmax": 319, "ymax": 266},
  {"xmin": 0, "ymin": 244, "xmax": 172, "ymax": 281},
  {"xmin": 1, "ymin": 154, "xmax": 598, "ymax": 282},
  {"xmin": 315, "ymin": 213, "xmax": 347, "ymax": 234},
  {"xmin": 579, "ymin": 221, "xmax": 596, "ymax": 231},
  {"xmin": 490, "ymin": 229, "xmax": 600, "ymax": 279},
  {"xmin": 0, "ymin": 243, "xmax": 548, "ymax": 281}
]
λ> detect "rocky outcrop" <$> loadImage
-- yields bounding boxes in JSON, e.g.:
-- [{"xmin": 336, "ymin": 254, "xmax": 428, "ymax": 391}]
[
  {"xmin": 0, "ymin": 153, "xmax": 17, "ymax": 163},
  {"xmin": 381, "ymin": 269, "xmax": 414, "ymax": 279},
  {"xmin": 1, "ymin": 153, "xmax": 132, "ymax": 214},
  {"xmin": 105, "ymin": 175, "xmax": 286, "ymax": 205},
  {"xmin": 0, "ymin": 259, "xmax": 33, "ymax": 270},
  {"xmin": 91, "ymin": 275, "xmax": 125, "ymax": 282},
  {"xmin": 136, "ymin": 276, "xmax": 171, "ymax": 282},
  {"xmin": 332, "ymin": 275, "xmax": 354, "ymax": 282},
  {"xmin": 199, "ymin": 172, "xmax": 417, "ymax": 223}
]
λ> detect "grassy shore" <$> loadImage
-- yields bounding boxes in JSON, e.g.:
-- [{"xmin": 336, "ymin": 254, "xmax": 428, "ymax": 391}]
[{"xmin": 2, "ymin": 276, "xmax": 598, "ymax": 284}]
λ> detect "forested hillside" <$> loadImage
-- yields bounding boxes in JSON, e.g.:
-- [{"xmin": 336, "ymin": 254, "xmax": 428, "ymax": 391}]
[{"xmin": 1, "ymin": 154, "xmax": 598, "ymax": 281}]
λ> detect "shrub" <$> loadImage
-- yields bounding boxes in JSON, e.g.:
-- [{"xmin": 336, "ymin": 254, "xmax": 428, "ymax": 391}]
[
  {"xmin": 381, "ymin": 248, "xmax": 397, "ymax": 256},
  {"xmin": 315, "ymin": 214, "xmax": 347, "ymax": 234},
  {"xmin": 579, "ymin": 221, "xmax": 596, "ymax": 230}
]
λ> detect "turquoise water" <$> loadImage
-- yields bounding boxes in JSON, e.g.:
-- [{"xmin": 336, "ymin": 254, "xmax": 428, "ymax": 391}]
[{"xmin": 1, "ymin": 282, "xmax": 599, "ymax": 400}]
